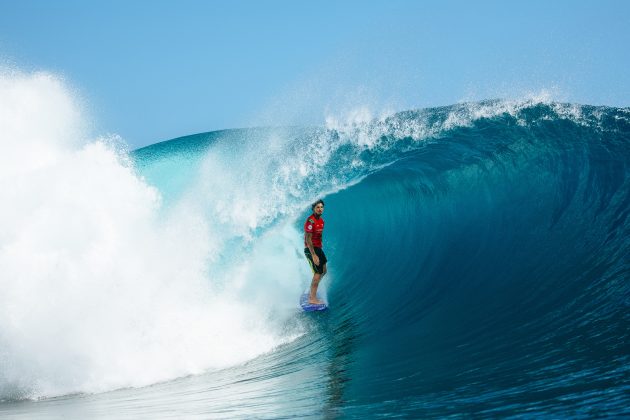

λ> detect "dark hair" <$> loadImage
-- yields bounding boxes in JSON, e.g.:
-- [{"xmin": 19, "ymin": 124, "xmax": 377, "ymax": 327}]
[{"xmin": 311, "ymin": 199, "xmax": 324, "ymax": 211}]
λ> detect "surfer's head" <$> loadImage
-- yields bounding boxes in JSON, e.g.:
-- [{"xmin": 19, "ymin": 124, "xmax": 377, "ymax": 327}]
[{"xmin": 312, "ymin": 199, "xmax": 324, "ymax": 216}]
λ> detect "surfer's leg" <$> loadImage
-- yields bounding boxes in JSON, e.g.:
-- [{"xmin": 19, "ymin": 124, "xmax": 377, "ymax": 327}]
[
  {"xmin": 309, "ymin": 261, "xmax": 327, "ymax": 304},
  {"xmin": 309, "ymin": 273, "xmax": 324, "ymax": 304},
  {"xmin": 308, "ymin": 273, "xmax": 324, "ymax": 304},
  {"xmin": 305, "ymin": 248, "xmax": 325, "ymax": 304}
]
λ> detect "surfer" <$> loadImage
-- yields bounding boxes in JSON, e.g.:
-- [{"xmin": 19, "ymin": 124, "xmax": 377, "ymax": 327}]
[{"xmin": 304, "ymin": 199, "xmax": 327, "ymax": 304}]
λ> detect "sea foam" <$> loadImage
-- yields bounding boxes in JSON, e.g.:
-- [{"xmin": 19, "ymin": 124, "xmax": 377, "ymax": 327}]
[{"xmin": 0, "ymin": 70, "xmax": 298, "ymax": 400}]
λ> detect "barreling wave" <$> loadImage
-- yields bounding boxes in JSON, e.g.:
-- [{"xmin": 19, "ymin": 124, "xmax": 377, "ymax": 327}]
[
  {"xmin": 1, "ymin": 75, "xmax": 628, "ymax": 417},
  {"xmin": 323, "ymin": 102, "xmax": 630, "ymax": 416},
  {"xmin": 131, "ymin": 100, "xmax": 630, "ymax": 416}
]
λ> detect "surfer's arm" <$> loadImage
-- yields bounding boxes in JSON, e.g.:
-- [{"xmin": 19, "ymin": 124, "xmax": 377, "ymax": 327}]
[{"xmin": 305, "ymin": 232, "xmax": 320, "ymax": 265}]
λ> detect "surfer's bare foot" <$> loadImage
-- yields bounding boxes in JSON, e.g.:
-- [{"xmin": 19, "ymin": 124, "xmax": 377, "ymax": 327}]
[{"xmin": 309, "ymin": 299, "xmax": 324, "ymax": 305}]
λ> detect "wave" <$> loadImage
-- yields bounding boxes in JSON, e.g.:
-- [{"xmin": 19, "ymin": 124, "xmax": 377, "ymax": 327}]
[
  {"xmin": 323, "ymin": 103, "xmax": 630, "ymax": 415},
  {"xmin": 130, "ymin": 101, "xmax": 630, "ymax": 415},
  {"xmin": 1, "ymin": 69, "xmax": 628, "ymax": 415},
  {"xmin": 132, "ymin": 99, "xmax": 630, "ymax": 416}
]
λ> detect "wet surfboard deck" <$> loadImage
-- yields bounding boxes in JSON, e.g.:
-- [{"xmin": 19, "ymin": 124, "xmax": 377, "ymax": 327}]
[{"xmin": 300, "ymin": 293, "xmax": 328, "ymax": 311}]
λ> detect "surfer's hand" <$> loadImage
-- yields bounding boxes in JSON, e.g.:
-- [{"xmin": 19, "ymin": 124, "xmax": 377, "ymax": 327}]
[{"xmin": 313, "ymin": 255, "xmax": 320, "ymax": 266}]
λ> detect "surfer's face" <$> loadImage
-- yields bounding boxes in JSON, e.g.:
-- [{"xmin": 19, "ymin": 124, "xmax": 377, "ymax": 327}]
[{"xmin": 313, "ymin": 203, "xmax": 324, "ymax": 216}]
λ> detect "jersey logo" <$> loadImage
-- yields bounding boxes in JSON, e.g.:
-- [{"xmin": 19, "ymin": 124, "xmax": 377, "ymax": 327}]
[{"xmin": 307, "ymin": 224, "xmax": 312, "ymax": 230}]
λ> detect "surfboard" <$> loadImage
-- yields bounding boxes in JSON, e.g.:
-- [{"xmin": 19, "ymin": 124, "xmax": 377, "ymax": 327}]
[{"xmin": 300, "ymin": 293, "xmax": 328, "ymax": 312}]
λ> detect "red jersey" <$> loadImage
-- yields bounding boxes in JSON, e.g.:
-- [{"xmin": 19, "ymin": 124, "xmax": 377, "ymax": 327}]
[{"xmin": 304, "ymin": 215, "xmax": 324, "ymax": 248}]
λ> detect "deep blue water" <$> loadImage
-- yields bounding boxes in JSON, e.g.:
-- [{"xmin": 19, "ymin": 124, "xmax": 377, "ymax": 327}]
[{"xmin": 2, "ymin": 101, "xmax": 628, "ymax": 418}]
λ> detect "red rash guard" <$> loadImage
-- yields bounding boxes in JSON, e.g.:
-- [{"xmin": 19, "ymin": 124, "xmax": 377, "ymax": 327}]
[{"xmin": 304, "ymin": 215, "xmax": 324, "ymax": 248}]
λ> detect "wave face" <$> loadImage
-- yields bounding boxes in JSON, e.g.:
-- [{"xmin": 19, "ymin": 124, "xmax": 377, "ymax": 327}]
[
  {"xmin": 323, "ymin": 104, "xmax": 630, "ymax": 416},
  {"xmin": 1, "ymin": 76, "xmax": 628, "ymax": 418}
]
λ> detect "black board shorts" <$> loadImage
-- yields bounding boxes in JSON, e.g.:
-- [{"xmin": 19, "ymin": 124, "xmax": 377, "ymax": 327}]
[{"xmin": 304, "ymin": 247, "xmax": 327, "ymax": 274}]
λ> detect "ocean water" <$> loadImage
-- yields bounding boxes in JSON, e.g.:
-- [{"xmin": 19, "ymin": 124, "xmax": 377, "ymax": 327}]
[{"xmin": 0, "ymin": 72, "xmax": 628, "ymax": 418}]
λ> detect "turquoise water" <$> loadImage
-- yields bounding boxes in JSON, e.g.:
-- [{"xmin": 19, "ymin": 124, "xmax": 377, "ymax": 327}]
[{"xmin": 1, "ymin": 101, "xmax": 628, "ymax": 418}]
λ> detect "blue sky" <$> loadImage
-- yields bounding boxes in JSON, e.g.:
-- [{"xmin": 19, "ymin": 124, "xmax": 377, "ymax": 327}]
[{"xmin": 1, "ymin": 0, "xmax": 629, "ymax": 148}]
